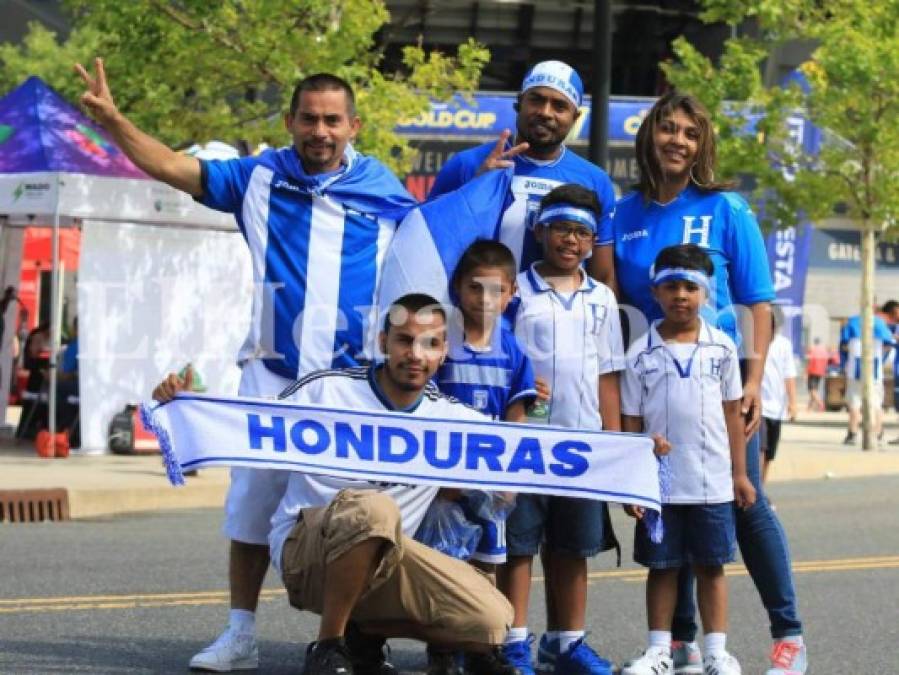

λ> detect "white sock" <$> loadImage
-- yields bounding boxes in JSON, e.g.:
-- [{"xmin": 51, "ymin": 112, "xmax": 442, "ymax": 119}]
[
  {"xmin": 703, "ymin": 632, "xmax": 727, "ymax": 657},
  {"xmin": 229, "ymin": 609, "xmax": 256, "ymax": 636},
  {"xmin": 506, "ymin": 626, "xmax": 529, "ymax": 644},
  {"xmin": 557, "ymin": 630, "xmax": 585, "ymax": 653},
  {"xmin": 648, "ymin": 630, "xmax": 672, "ymax": 652}
]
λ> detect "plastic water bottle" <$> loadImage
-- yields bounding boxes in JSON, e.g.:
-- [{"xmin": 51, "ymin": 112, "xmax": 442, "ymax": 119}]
[{"xmin": 527, "ymin": 399, "xmax": 550, "ymax": 424}]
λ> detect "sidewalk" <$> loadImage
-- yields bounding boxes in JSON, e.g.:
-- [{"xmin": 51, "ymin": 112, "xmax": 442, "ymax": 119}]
[{"xmin": 2, "ymin": 410, "xmax": 899, "ymax": 520}]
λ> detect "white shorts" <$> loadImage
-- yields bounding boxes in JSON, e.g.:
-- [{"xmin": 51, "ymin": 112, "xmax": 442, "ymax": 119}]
[
  {"xmin": 222, "ymin": 360, "xmax": 294, "ymax": 545},
  {"xmin": 846, "ymin": 378, "xmax": 884, "ymax": 411}
]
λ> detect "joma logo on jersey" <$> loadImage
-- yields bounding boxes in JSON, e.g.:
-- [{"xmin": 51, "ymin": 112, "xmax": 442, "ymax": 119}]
[
  {"xmin": 681, "ymin": 215, "xmax": 712, "ymax": 248},
  {"xmin": 621, "ymin": 229, "xmax": 648, "ymax": 242},
  {"xmin": 273, "ymin": 179, "xmax": 301, "ymax": 192},
  {"xmin": 523, "ymin": 179, "xmax": 556, "ymax": 192}
]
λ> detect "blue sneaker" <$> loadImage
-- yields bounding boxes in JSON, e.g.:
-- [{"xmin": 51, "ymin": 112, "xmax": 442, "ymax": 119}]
[
  {"xmin": 501, "ymin": 635, "xmax": 536, "ymax": 675},
  {"xmin": 535, "ymin": 634, "xmax": 559, "ymax": 673},
  {"xmin": 554, "ymin": 638, "xmax": 614, "ymax": 675}
]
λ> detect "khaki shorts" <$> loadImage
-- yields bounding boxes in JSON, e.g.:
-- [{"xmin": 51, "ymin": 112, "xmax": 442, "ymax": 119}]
[
  {"xmin": 846, "ymin": 378, "xmax": 884, "ymax": 411},
  {"xmin": 280, "ymin": 489, "xmax": 513, "ymax": 644}
]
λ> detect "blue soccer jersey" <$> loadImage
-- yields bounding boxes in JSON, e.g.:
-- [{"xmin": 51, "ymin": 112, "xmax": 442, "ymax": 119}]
[
  {"xmin": 840, "ymin": 315, "xmax": 896, "ymax": 380},
  {"xmin": 614, "ymin": 186, "xmax": 775, "ymax": 344},
  {"xmin": 429, "ymin": 142, "xmax": 616, "ymax": 271},
  {"xmin": 198, "ymin": 145, "xmax": 415, "ymax": 380},
  {"xmin": 434, "ymin": 318, "xmax": 537, "ymax": 420}
]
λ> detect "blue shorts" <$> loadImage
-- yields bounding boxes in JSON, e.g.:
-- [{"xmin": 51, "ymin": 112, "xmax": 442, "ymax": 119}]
[
  {"xmin": 506, "ymin": 495, "xmax": 616, "ymax": 558},
  {"xmin": 460, "ymin": 496, "xmax": 507, "ymax": 564},
  {"xmin": 634, "ymin": 503, "xmax": 736, "ymax": 569}
]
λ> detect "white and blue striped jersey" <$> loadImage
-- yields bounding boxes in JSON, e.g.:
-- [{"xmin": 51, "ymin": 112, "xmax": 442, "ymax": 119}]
[
  {"xmin": 840, "ymin": 314, "xmax": 896, "ymax": 381},
  {"xmin": 621, "ymin": 320, "xmax": 743, "ymax": 504},
  {"xmin": 434, "ymin": 318, "xmax": 537, "ymax": 420},
  {"xmin": 198, "ymin": 145, "xmax": 415, "ymax": 380},
  {"xmin": 506, "ymin": 265, "xmax": 625, "ymax": 431},
  {"xmin": 429, "ymin": 143, "xmax": 616, "ymax": 272}
]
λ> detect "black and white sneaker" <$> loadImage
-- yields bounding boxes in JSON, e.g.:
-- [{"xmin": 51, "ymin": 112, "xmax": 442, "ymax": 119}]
[
  {"xmin": 465, "ymin": 647, "xmax": 521, "ymax": 675},
  {"xmin": 302, "ymin": 638, "xmax": 353, "ymax": 675},
  {"xmin": 345, "ymin": 623, "xmax": 396, "ymax": 675}
]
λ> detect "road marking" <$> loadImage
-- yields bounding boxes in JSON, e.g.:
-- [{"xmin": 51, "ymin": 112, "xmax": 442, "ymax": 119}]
[{"xmin": 2, "ymin": 555, "xmax": 898, "ymax": 614}]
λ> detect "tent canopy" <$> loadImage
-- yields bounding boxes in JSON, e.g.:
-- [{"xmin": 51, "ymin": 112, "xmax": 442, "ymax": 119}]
[
  {"xmin": 0, "ymin": 76, "xmax": 246, "ymax": 451},
  {"xmin": 0, "ymin": 75, "xmax": 147, "ymax": 178},
  {"xmin": 0, "ymin": 76, "xmax": 233, "ymax": 230}
]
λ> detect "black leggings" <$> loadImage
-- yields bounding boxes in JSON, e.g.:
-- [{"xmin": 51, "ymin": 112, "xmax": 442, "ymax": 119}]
[{"xmin": 761, "ymin": 417, "xmax": 782, "ymax": 461}]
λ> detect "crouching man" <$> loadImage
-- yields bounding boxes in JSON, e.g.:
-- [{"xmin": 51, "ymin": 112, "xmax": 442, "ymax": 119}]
[{"xmin": 154, "ymin": 293, "xmax": 517, "ymax": 675}]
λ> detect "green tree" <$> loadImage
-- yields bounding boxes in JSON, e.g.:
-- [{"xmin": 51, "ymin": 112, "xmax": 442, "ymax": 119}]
[
  {"xmin": 664, "ymin": 0, "xmax": 899, "ymax": 450},
  {"xmin": 0, "ymin": 0, "xmax": 489, "ymax": 175}
]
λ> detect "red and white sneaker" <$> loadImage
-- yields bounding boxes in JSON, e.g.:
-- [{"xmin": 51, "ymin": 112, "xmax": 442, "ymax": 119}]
[{"xmin": 765, "ymin": 639, "xmax": 807, "ymax": 675}]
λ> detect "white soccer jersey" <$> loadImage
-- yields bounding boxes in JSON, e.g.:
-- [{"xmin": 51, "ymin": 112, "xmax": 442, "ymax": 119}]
[
  {"xmin": 621, "ymin": 320, "xmax": 743, "ymax": 504},
  {"xmin": 508, "ymin": 264, "xmax": 625, "ymax": 431},
  {"xmin": 268, "ymin": 366, "xmax": 488, "ymax": 574},
  {"xmin": 761, "ymin": 334, "xmax": 798, "ymax": 420}
]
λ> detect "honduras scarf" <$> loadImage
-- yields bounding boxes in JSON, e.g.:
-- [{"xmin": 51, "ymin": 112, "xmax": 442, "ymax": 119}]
[
  {"xmin": 141, "ymin": 395, "xmax": 665, "ymax": 540},
  {"xmin": 378, "ymin": 168, "xmax": 513, "ymax": 310},
  {"xmin": 257, "ymin": 144, "xmax": 418, "ymax": 216}
]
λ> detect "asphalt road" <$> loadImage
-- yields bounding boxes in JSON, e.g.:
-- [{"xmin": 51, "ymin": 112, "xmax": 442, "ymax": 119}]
[{"xmin": 3, "ymin": 476, "xmax": 899, "ymax": 674}]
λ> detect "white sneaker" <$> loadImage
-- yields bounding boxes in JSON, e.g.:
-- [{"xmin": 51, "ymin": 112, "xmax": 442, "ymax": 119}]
[
  {"xmin": 189, "ymin": 628, "xmax": 259, "ymax": 672},
  {"xmin": 702, "ymin": 651, "xmax": 741, "ymax": 675},
  {"xmin": 671, "ymin": 641, "xmax": 703, "ymax": 675},
  {"xmin": 622, "ymin": 646, "xmax": 674, "ymax": 674}
]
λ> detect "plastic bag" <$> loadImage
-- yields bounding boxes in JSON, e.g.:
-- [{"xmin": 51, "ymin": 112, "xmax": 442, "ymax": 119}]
[
  {"xmin": 460, "ymin": 489, "xmax": 517, "ymax": 522},
  {"xmin": 414, "ymin": 498, "xmax": 482, "ymax": 560}
]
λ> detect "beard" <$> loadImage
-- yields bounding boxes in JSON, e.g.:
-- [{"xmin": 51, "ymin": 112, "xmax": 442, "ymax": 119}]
[{"xmin": 518, "ymin": 120, "xmax": 566, "ymax": 154}]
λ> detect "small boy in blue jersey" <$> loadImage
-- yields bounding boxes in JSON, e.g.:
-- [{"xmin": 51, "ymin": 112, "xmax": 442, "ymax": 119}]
[
  {"xmin": 620, "ymin": 244, "xmax": 756, "ymax": 675},
  {"xmin": 426, "ymin": 239, "xmax": 538, "ymax": 675},
  {"xmin": 502, "ymin": 184, "xmax": 625, "ymax": 675},
  {"xmin": 433, "ymin": 239, "xmax": 540, "ymax": 572}
]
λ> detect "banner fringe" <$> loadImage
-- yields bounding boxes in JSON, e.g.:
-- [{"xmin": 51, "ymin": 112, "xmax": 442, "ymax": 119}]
[{"xmin": 139, "ymin": 403, "xmax": 185, "ymax": 486}]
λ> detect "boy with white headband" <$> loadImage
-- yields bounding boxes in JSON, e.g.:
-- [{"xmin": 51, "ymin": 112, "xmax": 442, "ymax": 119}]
[
  {"xmin": 503, "ymin": 184, "xmax": 624, "ymax": 675},
  {"xmin": 620, "ymin": 244, "xmax": 756, "ymax": 675}
]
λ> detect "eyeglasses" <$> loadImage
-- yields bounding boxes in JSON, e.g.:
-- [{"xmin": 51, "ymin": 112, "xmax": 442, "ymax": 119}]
[{"xmin": 547, "ymin": 223, "xmax": 595, "ymax": 241}]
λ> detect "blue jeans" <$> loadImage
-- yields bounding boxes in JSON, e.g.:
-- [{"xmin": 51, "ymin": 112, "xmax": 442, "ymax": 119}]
[{"xmin": 671, "ymin": 429, "xmax": 803, "ymax": 640}]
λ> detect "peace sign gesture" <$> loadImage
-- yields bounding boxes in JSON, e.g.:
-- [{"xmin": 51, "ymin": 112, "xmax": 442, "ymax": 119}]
[
  {"xmin": 74, "ymin": 57, "xmax": 119, "ymax": 127},
  {"xmin": 476, "ymin": 129, "xmax": 529, "ymax": 176}
]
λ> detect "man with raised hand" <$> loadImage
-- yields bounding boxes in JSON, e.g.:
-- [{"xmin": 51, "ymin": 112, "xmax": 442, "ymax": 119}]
[
  {"xmin": 153, "ymin": 293, "xmax": 519, "ymax": 675},
  {"xmin": 429, "ymin": 60, "xmax": 617, "ymax": 290},
  {"xmin": 76, "ymin": 58, "xmax": 417, "ymax": 672}
]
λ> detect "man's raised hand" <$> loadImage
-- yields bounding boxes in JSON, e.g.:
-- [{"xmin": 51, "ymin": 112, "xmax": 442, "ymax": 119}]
[
  {"xmin": 74, "ymin": 57, "xmax": 118, "ymax": 127},
  {"xmin": 152, "ymin": 366, "xmax": 194, "ymax": 404},
  {"xmin": 476, "ymin": 129, "xmax": 529, "ymax": 175}
]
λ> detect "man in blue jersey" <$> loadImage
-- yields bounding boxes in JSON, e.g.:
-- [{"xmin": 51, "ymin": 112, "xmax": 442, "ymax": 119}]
[
  {"xmin": 429, "ymin": 61, "xmax": 618, "ymax": 290},
  {"xmin": 839, "ymin": 308, "xmax": 897, "ymax": 446},
  {"xmin": 77, "ymin": 58, "xmax": 417, "ymax": 672}
]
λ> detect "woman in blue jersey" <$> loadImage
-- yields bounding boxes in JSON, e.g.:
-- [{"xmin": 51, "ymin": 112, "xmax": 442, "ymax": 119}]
[{"xmin": 614, "ymin": 93, "xmax": 807, "ymax": 675}]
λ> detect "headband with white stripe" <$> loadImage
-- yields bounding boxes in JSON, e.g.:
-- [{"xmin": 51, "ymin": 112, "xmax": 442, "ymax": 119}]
[
  {"xmin": 521, "ymin": 60, "xmax": 584, "ymax": 108},
  {"xmin": 650, "ymin": 267, "xmax": 711, "ymax": 292},
  {"xmin": 536, "ymin": 204, "xmax": 598, "ymax": 232}
]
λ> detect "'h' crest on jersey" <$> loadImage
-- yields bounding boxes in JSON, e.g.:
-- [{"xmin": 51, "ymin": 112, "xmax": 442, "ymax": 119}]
[{"xmin": 681, "ymin": 215, "xmax": 712, "ymax": 248}]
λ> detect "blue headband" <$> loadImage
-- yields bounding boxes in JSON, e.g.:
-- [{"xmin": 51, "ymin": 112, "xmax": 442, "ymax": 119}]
[
  {"xmin": 521, "ymin": 60, "xmax": 584, "ymax": 108},
  {"xmin": 651, "ymin": 267, "xmax": 711, "ymax": 293},
  {"xmin": 536, "ymin": 204, "xmax": 598, "ymax": 232}
]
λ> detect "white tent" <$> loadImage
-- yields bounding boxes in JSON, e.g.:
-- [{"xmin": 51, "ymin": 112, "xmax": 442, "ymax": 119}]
[{"xmin": 0, "ymin": 77, "xmax": 250, "ymax": 451}]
